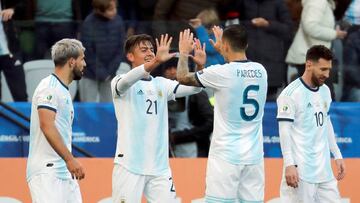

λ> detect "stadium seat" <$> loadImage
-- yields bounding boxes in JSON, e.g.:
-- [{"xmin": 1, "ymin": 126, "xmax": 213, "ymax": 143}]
[{"xmin": 23, "ymin": 60, "xmax": 77, "ymax": 101}]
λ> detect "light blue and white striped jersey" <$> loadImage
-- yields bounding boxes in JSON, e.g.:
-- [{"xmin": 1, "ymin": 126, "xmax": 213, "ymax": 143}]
[
  {"xmin": 344, "ymin": 0, "xmax": 360, "ymax": 25},
  {"xmin": 277, "ymin": 78, "xmax": 333, "ymax": 183},
  {"xmin": 27, "ymin": 74, "xmax": 74, "ymax": 181},
  {"xmin": 111, "ymin": 74, "xmax": 178, "ymax": 175},
  {"xmin": 195, "ymin": 60, "xmax": 268, "ymax": 164}
]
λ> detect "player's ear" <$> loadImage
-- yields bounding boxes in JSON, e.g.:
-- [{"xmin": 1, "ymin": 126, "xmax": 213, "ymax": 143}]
[
  {"xmin": 305, "ymin": 60, "xmax": 312, "ymax": 70},
  {"xmin": 68, "ymin": 58, "xmax": 76, "ymax": 68},
  {"xmin": 126, "ymin": 53, "xmax": 134, "ymax": 63}
]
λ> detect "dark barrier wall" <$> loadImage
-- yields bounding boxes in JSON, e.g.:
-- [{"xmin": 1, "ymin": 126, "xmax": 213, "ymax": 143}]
[{"xmin": 0, "ymin": 102, "xmax": 359, "ymax": 157}]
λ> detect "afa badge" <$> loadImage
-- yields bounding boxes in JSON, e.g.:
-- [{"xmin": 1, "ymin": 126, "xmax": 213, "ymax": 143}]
[
  {"xmin": 46, "ymin": 95, "xmax": 52, "ymax": 101},
  {"xmin": 282, "ymin": 105, "xmax": 289, "ymax": 112},
  {"xmin": 280, "ymin": 104, "xmax": 291, "ymax": 115}
]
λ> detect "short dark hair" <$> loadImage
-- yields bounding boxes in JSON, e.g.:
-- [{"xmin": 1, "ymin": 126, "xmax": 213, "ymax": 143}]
[
  {"xmin": 92, "ymin": 0, "xmax": 115, "ymax": 13},
  {"xmin": 162, "ymin": 57, "xmax": 178, "ymax": 70},
  {"xmin": 222, "ymin": 24, "xmax": 248, "ymax": 52},
  {"xmin": 306, "ymin": 45, "xmax": 333, "ymax": 62},
  {"xmin": 124, "ymin": 34, "xmax": 155, "ymax": 54}
]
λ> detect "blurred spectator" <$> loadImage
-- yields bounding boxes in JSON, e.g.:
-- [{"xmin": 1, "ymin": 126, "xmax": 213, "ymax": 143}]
[
  {"xmin": 32, "ymin": 0, "xmax": 81, "ymax": 59},
  {"xmin": 0, "ymin": 0, "xmax": 27, "ymax": 101},
  {"xmin": 342, "ymin": 0, "xmax": 360, "ymax": 101},
  {"xmin": 189, "ymin": 8, "xmax": 225, "ymax": 68},
  {"xmin": 237, "ymin": 0, "xmax": 293, "ymax": 101},
  {"xmin": 334, "ymin": 0, "xmax": 352, "ymax": 21},
  {"xmin": 163, "ymin": 58, "xmax": 213, "ymax": 157},
  {"xmin": 152, "ymin": 0, "xmax": 225, "ymax": 50},
  {"xmin": 118, "ymin": 0, "xmax": 137, "ymax": 37},
  {"xmin": 79, "ymin": 0, "xmax": 92, "ymax": 20},
  {"xmin": 224, "ymin": 11, "xmax": 240, "ymax": 27},
  {"xmin": 135, "ymin": 0, "xmax": 157, "ymax": 35},
  {"xmin": 285, "ymin": 0, "xmax": 347, "ymax": 99},
  {"xmin": 79, "ymin": 0, "xmax": 126, "ymax": 102},
  {"xmin": 285, "ymin": 0, "xmax": 302, "ymax": 30}
]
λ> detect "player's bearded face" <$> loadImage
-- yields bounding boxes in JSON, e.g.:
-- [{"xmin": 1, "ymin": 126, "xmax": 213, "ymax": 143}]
[
  {"xmin": 72, "ymin": 52, "xmax": 86, "ymax": 81},
  {"xmin": 311, "ymin": 58, "xmax": 331, "ymax": 86},
  {"xmin": 73, "ymin": 65, "xmax": 83, "ymax": 80},
  {"xmin": 311, "ymin": 72, "xmax": 323, "ymax": 86}
]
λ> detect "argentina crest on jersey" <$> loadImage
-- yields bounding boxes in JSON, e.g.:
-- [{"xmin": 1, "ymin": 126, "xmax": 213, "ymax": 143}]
[
  {"xmin": 157, "ymin": 90, "xmax": 163, "ymax": 98},
  {"xmin": 279, "ymin": 103, "xmax": 291, "ymax": 116},
  {"xmin": 40, "ymin": 94, "xmax": 54, "ymax": 105}
]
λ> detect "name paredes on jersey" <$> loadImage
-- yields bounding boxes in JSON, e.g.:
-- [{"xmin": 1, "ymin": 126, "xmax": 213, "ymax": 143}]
[{"xmin": 237, "ymin": 69, "xmax": 262, "ymax": 78}]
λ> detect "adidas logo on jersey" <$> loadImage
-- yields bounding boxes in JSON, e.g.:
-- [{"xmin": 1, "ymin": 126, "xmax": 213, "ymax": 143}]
[
  {"xmin": 307, "ymin": 103, "xmax": 312, "ymax": 108},
  {"xmin": 137, "ymin": 90, "xmax": 144, "ymax": 95}
]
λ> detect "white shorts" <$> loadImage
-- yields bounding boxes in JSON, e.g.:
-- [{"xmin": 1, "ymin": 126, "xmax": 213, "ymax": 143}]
[
  {"xmin": 28, "ymin": 173, "xmax": 82, "ymax": 203},
  {"xmin": 280, "ymin": 176, "xmax": 341, "ymax": 203},
  {"xmin": 205, "ymin": 156, "xmax": 264, "ymax": 203},
  {"xmin": 112, "ymin": 164, "xmax": 177, "ymax": 203}
]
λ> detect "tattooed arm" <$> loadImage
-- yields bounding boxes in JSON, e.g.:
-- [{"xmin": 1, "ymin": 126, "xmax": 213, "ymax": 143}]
[{"xmin": 176, "ymin": 29, "xmax": 204, "ymax": 87}]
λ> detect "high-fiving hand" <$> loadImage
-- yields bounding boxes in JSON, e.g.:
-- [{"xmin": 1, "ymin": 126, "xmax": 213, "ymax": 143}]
[
  {"xmin": 155, "ymin": 34, "xmax": 176, "ymax": 63},
  {"xmin": 179, "ymin": 29, "xmax": 194, "ymax": 55},
  {"xmin": 190, "ymin": 39, "xmax": 206, "ymax": 70},
  {"xmin": 209, "ymin": 26, "xmax": 223, "ymax": 54}
]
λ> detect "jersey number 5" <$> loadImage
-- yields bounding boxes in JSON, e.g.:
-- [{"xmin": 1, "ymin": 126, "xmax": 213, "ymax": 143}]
[{"xmin": 240, "ymin": 85, "xmax": 260, "ymax": 121}]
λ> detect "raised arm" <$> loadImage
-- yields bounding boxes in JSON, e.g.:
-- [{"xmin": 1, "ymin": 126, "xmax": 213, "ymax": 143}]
[
  {"xmin": 174, "ymin": 84, "xmax": 202, "ymax": 98},
  {"xmin": 113, "ymin": 65, "xmax": 150, "ymax": 96},
  {"xmin": 114, "ymin": 34, "xmax": 176, "ymax": 95},
  {"xmin": 177, "ymin": 29, "xmax": 203, "ymax": 87},
  {"xmin": 209, "ymin": 26, "xmax": 223, "ymax": 55}
]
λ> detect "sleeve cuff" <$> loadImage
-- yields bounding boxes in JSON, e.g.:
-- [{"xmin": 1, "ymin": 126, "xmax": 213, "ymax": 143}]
[
  {"xmin": 277, "ymin": 118, "xmax": 294, "ymax": 122},
  {"xmin": 195, "ymin": 72, "xmax": 205, "ymax": 88},
  {"xmin": 332, "ymin": 149, "xmax": 343, "ymax": 160},
  {"xmin": 37, "ymin": 105, "xmax": 57, "ymax": 113},
  {"xmin": 173, "ymin": 83, "xmax": 180, "ymax": 94},
  {"xmin": 115, "ymin": 77, "xmax": 122, "ymax": 96},
  {"xmin": 283, "ymin": 155, "xmax": 295, "ymax": 167}
]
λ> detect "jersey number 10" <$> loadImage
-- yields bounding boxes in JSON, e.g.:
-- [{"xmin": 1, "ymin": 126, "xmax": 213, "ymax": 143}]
[{"xmin": 314, "ymin": 111, "xmax": 324, "ymax": 127}]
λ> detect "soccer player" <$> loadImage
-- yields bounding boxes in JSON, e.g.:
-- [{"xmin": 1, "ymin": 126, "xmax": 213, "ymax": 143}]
[
  {"xmin": 110, "ymin": 34, "xmax": 203, "ymax": 202},
  {"xmin": 26, "ymin": 39, "xmax": 86, "ymax": 203},
  {"xmin": 277, "ymin": 45, "xmax": 346, "ymax": 203},
  {"xmin": 176, "ymin": 26, "xmax": 268, "ymax": 202}
]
